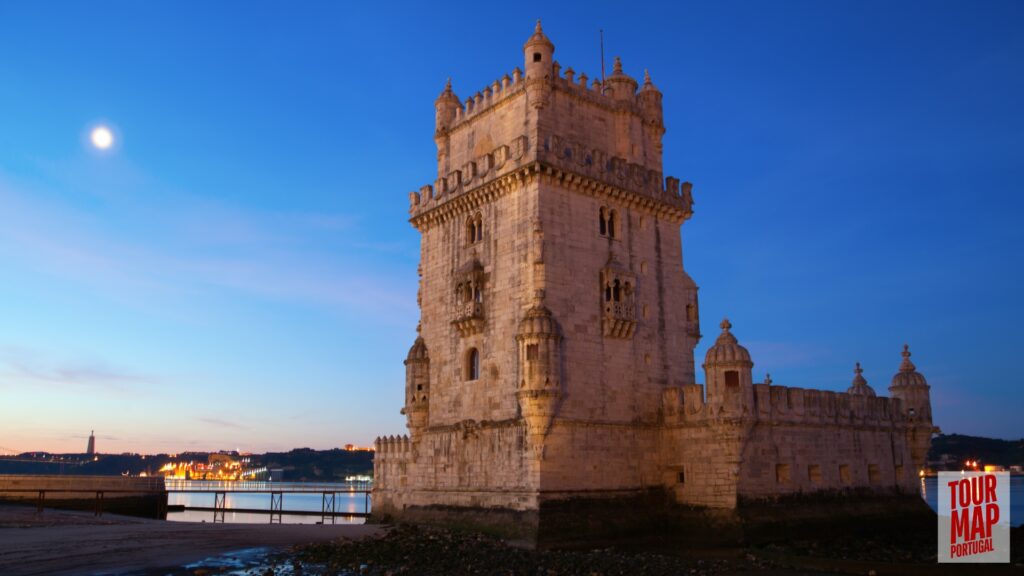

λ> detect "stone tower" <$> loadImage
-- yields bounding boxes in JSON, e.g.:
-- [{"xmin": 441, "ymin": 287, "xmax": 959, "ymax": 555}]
[
  {"xmin": 374, "ymin": 22, "xmax": 935, "ymax": 543},
  {"xmin": 374, "ymin": 21, "xmax": 697, "ymax": 533}
]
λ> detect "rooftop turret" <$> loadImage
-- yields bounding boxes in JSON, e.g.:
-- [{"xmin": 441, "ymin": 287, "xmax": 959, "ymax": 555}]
[{"xmin": 846, "ymin": 362, "xmax": 876, "ymax": 397}]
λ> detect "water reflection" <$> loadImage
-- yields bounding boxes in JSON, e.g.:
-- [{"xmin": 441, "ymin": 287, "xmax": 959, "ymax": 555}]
[{"xmin": 166, "ymin": 481, "xmax": 370, "ymax": 525}]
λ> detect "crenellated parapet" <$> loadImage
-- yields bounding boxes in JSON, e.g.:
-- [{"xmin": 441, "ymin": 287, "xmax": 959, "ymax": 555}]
[
  {"xmin": 372, "ymin": 434, "xmax": 411, "ymax": 490},
  {"xmin": 666, "ymin": 380, "xmax": 912, "ymax": 428},
  {"xmin": 750, "ymin": 384, "xmax": 906, "ymax": 427},
  {"xmin": 437, "ymin": 68, "xmax": 527, "ymax": 135},
  {"xmin": 537, "ymin": 134, "xmax": 692, "ymax": 216},
  {"xmin": 408, "ymin": 134, "xmax": 693, "ymax": 229},
  {"xmin": 373, "ymin": 434, "xmax": 411, "ymax": 457}
]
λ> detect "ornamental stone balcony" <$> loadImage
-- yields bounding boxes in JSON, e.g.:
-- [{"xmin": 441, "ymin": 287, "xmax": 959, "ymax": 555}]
[
  {"xmin": 602, "ymin": 300, "xmax": 636, "ymax": 338},
  {"xmin": 452, "ymin": 301, "xmax": 484, "ymax": 336}
]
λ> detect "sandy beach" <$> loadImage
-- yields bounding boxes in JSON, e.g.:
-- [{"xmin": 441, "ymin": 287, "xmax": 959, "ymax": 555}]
[{"xmin": 0, "ymin": 504, "xmax": 381, "ymax": 576}]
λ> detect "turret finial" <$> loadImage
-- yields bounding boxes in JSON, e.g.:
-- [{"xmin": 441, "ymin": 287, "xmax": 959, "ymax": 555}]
[
  {"xmin": 720, "ymin": 318, "xmax": 732, "ymax": 332},
  {"xmin": 535, "ymin": 19, "xmax": 542, "ymax": 34},
  {"xmin": 613, "ymin": 56, "xmax": 623, "ymax": 75},
  {"xmin": 643, "ymin": 69, "xmax": 651, "ymax": 85},
  {"xmin": 899, "ymin": 344, "xmax": 916, "ymax": 372},
  {"xmin": 848, "ymin": 361, "xmax": 875, "ymax": 396},
  {"xmin": 765, "ymin": 373, "xmax": 773, "ymax": 385}
]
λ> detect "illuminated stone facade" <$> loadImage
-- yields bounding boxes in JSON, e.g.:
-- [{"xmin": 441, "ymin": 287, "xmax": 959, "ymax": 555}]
[{"xmin": 373, "ymin": 22, "xmax": 936, "ymax": 534}]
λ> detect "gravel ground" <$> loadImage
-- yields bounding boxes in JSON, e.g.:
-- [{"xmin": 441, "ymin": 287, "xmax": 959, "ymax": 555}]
[{"xmin": 271, "ymin": 524, "xmax": 1024, "ymax": 576}]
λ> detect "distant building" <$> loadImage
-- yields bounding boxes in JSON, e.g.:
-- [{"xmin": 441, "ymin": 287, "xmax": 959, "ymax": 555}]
[
  {"xmin": 86, "ymin": 430, "xmax": 95, "ymax": 456},
  {"xmin": 373, "ymin": 22, "xmax": 938, "ymax": 542}
]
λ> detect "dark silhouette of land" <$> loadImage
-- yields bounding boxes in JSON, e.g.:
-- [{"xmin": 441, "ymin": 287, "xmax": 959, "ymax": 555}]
[{"xmin": 0, "ymin": 447, "xmax": 374, "ymax": 480}]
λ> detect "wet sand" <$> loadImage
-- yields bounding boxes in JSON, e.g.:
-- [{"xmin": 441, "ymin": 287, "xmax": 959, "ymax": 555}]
[{"xmin": 0, "ymin": 504, "xmax": 381, "ymax": 576}]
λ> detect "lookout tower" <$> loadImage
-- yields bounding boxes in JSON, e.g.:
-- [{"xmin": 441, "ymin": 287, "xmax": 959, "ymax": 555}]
[
  {"xmin": 375, "ymin": 21, "xmax": 697, "ymax": 535},
  {"xmin": 372, "ymin": 22, "xmax": 934, "ymax": 544}
]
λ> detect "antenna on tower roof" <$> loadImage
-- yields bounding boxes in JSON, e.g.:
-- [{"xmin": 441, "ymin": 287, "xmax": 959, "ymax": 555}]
[{"xmin": 599, "ymin": 29, "xmax": 606, "ymax": 91}]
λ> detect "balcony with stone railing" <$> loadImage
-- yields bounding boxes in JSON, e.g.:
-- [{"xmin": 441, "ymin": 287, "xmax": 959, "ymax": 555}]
[
  {"xmin": 452, "ymin": 301, "xmax": 484, "ymax": 337},
  {"xmin": 603, "ymin": 300, "xmax": 636, "ymax": 339}
]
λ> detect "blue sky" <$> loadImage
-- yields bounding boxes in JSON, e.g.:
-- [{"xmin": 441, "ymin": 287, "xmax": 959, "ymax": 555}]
[{"xmin": 0, "ymin": 1, "xmax": 1021, "ymax": 453}]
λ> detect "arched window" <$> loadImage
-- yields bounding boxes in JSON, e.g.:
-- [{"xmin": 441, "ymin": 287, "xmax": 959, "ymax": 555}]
[
  {"xmin": 467, "ymin": 213, "xmax": 483, "ymax": 245},
  {"xmin": 466, "ymin": 348, "xmax": 480, "ymax": 381},
  {"xmin": 612, "ymin": 279, "xmax": 621, "ymax": 302},
  {"xmin": 608, "ymin": 210, "xmax": 618, "ymax": 239},
  {"xmin": 599, "ymin": 207, "xmax": 608, "ymax": 236},
  {"xmin": 473, "ymin": 284, "xmax": 482, "ymax": 303},
  {"xmin": 604, "ymin": 283, "xmax": 612, "ymax": 302}
]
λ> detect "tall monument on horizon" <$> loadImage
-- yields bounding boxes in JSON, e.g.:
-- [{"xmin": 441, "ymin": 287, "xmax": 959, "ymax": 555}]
[
  {"xmin": 373, "ymin": 22, "xmax": 936, "ymax": 543},
  {"xmin": 86, "ymin": 430, "xmax": 95, "ymax": 456}
]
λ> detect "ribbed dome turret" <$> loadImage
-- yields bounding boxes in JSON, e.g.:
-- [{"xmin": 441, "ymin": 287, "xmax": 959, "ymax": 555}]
[
  {"xmin": 523, "ymin": 20, "xmax": 554, "ymax": 51},
  {"xmin": 517, "ymin": 305, "xmax": 559, "ymax": 338},
  {"xmin": 435, "ymin": 78, "xmax": 460, "ymax": 105},
  {"xmin": 639, "ymin": 69, "xmax": 660, "ymax": 93},
  {"xmin": 890, "ymin": 344, "xmax": 928, "ymax": 389},
  {"xmin": 704, "ymin": 319, "xmax": 752, "ymax": 365},
  {"xmin": 406, "ymin": 336, "xmax": 428, "ymax": 362},
  {"xmin": 846, "ymin": 362, "xmax": 876, "ymax": 396}
]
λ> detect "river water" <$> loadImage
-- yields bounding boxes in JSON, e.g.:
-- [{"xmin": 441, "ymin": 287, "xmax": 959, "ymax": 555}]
[
  {"xmin": 166, "ymin": 480, "xmax": 370, "ymax": 525},
  {"xmin": 166, "ymin": 477, "xmax": 1023, "ymax": 526}
]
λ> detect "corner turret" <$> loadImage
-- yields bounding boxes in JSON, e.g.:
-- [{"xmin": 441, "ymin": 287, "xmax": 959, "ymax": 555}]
[
  {"xmin": 523, "ymin": 20, "xmax": 554, "ymax": 109},
  {"xmin": 401, "ymin": 329, "xmax": 430, "ymax": 434},
  {"xmin": 604, "ymin": 57, "xmax": 639, "ymax": 101},
  {"xmin": 523, "ymin": 20, "xmax": 554, "ymax": 80},
  {"xmin": 888, "ymin": 345, "xmax": 931, "ymax": 421},
  {"xmin": 434, "ymin": 78, "xmax": 461, "ymax": 135},
  {"xmin": 703, "ymin": 318, "xmax": 754, "ymax": 415},
  {"xmin": 515, "ymin": 302, "xmax": 562, "ymax": 454},
  {"xmin": 888, "ymin": 344, "xmax": 936, "ymax": 475}
]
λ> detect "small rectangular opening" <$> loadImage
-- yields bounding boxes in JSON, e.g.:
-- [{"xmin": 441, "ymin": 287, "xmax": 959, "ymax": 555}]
[
  {"xmin": 868, "ymin": 464, "xmax": 881, "ymax": 484},
  {"xmin": 533, "ymin": 52, "xmax": 542, "ymax": 62},
  {"xmin": 775, "ymin": 463, "xmax": 791, "ymax": 484},
  {"xmin": 724, "ymin": 370, "xmax": 740, "ymax": 388},
  {"xmin": 808, "ymin": 464, "xmax": 822, "ymax": 484},
  {"xmin": 839, "ymin": 464, "xmax": 851, "ymax": 484},
  {"xmin": 895, "ymin": 464, "xmax": 904, "ymax": 480},
  {"xmin": 677, "ymin": 470, "xmax": 685, "ymax": 484}
]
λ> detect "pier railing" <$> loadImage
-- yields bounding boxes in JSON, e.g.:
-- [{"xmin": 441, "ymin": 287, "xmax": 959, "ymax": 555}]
[{"xmin": 1, "ymin": 476, "xmax": 372, "ymax": 523}]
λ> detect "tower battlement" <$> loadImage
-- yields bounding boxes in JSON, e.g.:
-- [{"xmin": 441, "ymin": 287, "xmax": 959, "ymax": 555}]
[
  {"xmin": 414, "ymin": 21, "xmax": 677, "ymax": 228},
  {"xmin": 439, "ymin": 57, "xmax": 662, "ymax": 136}
]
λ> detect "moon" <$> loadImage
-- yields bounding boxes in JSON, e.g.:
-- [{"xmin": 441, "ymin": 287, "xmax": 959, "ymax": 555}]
[{"xmin": 90, "ymin": 126, "xmax": 114, "ymax": 150}]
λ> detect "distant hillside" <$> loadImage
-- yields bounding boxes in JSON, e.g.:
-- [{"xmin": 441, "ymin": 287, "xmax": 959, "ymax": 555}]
[
  {"xmin": 261, "ymin": 448, "xmax": 373, "ymax": 481},
  {"xmin": 0, "ymin": 448, "xmax": 374, "ymax": 480},
  {"xmin": 928, "ymin": 434, "xmax": 1024, "ymax": 468}
]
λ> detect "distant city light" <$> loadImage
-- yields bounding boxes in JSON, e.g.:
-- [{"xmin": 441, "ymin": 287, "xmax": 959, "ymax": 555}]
[{"xmin": 90, "ymin": 125, "xmax": 114, "ymax": 149}]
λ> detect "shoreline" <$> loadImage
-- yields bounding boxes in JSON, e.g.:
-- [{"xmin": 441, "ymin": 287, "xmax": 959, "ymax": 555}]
[
  {"xmin": 0, "ymin": 504, "xmax": 381, "ymax": 576},
  {"xmin": 2, "ymin": 503, "xmax": 1020, "ymax": 575}
]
